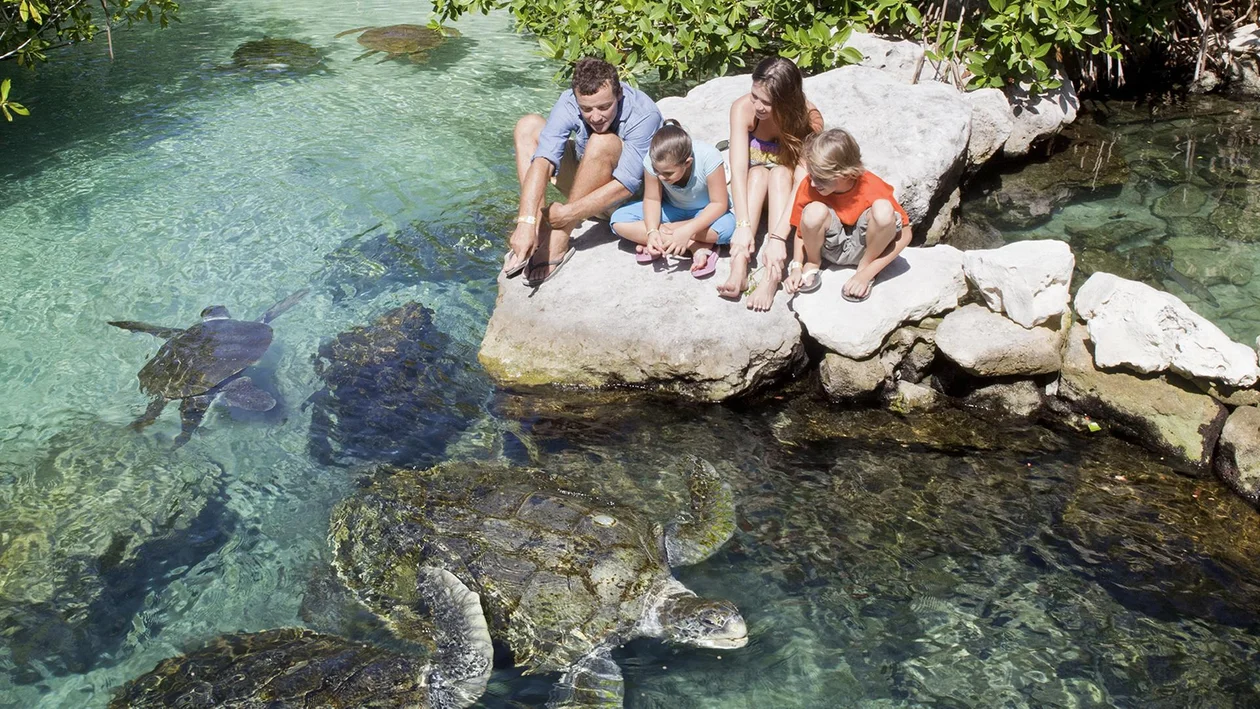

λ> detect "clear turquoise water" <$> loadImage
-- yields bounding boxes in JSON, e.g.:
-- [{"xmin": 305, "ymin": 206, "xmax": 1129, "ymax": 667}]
[{"xmin": 2, "ymin": 4, "xmax": 1260, "ymax": 706}]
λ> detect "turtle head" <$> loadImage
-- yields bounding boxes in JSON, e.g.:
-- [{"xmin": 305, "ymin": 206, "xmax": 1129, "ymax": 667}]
[
  {"xmin": 201, "ymin": 305, "xmax": 231, "ymax": 320},
  {"xmin": 659, "ymin": 594, "xmax": 748, "ymax": 649}
]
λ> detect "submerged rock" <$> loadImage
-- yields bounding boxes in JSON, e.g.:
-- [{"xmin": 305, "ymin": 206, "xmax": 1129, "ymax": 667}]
[
  {"xmin": 1209, "ymin": 184, "xmax": 1260, "ymax": 242},
  {"xmin": 1151, "ymin": 183, "xmax": 1208, "ymax": 218},
  {"xmin": 0, "ymin": 422, "xmax": 227, "ymax": 680},
  {"xmin": 307, "ymin": 301, "xmax": 489, "ymax": 467}
]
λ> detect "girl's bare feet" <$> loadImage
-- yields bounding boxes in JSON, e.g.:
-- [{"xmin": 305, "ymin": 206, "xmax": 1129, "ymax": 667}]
[
  {"xmin": 717, "ymin": 253, "xmax": 750, "ymax": 299},
  {"xmin": 745, "ymin": 275, "xmax": 779, "ymax": 311}
]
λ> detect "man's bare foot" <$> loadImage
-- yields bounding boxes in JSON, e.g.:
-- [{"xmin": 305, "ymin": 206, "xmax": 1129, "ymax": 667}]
[{"xmin": 717, "ymin": 255, "xmax": 750, "ymax": 299}]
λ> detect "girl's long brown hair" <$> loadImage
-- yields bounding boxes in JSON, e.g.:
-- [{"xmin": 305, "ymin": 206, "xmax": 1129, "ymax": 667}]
[{"xmin": 752, "ymin": 56, "xmax": 812, "ymax": 169}]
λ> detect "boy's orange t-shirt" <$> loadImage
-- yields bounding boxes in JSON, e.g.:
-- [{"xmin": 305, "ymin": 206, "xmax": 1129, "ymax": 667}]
[{"xmin": 789, "ymin": 172, "xmax": 910, "ymax": 228}]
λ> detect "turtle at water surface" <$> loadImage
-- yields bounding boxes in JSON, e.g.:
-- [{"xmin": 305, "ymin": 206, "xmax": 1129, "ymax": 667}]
[
  {"xmin": 109, "ymin": 290, "xmax": 307, "ymax": 446},
  {"xmin": 334, "ymin": 24, "xmax": 460, "ymax": 63},
  {"xmin": 330, "ymin": 456, "xmax": 747, "ymax": 706},
  {"xmin": 229, "ymin": 37, "xmax": 328, "ymax": 72}
]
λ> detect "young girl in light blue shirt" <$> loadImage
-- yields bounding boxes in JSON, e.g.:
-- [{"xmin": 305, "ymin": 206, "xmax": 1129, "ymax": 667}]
[{"xmin": 610, "ymin": 119, "xmax": 736, "ymax": 278}]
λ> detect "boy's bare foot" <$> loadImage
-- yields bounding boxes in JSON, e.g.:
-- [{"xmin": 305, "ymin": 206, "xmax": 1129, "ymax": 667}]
[
  {"xmin": 745, "ymin": 274, "xmax": 780, "ymax": 311},
  {"xmin": 717, "ymin": 254, "xmax": 750, "ymax": 299}
]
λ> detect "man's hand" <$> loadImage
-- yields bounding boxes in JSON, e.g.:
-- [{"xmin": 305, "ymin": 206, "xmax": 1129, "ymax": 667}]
[
  {"xmin": 508, "ymin": 220, "xmax": 537, "ymax": 261},
  {"xmin": 545, "ymin": 202, "xmax": 580, "ymax": 231}
]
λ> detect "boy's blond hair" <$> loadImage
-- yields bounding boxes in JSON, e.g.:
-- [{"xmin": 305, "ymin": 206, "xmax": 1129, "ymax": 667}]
[{"xmin": 805, "ymin": 129, "xmax": 864, "ymax": 182}]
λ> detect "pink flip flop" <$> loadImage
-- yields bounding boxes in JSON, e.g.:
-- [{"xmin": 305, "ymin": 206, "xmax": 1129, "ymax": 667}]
[
  {"xmin": 691, "ymin": 250, "xmax": 718, "ymax": 279},
  {"xmin": 636, "ymin": 248, "xmax": 660, "ymax": 264}
]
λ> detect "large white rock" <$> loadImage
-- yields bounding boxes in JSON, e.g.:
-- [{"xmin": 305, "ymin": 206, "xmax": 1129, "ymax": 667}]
[
  {"xmin": 840, "ymin": 32, "xmax": 925, "ymax": 84},
  {"xmin": 1075, "ymin": 272, "xmax": 1260, "ymax": 387},
  {"xmin": 936, "ymin": 304, "xmax": 1064, "ymax": 376},
  {"xmin": 806, "ymin": 66, "xmax": 971, "ymax": 228},
  {"xmin": 661, "ymin": 65, "xmax": 973, "ymax": 230},
  {"xmin": 963, "ymin": 239, "xmax": 1074, "ymax": 328},
  {"xmin": 478, "ymin": 222, "xmax": 804, "ymax": 401},
  {"xmin": 1215, "ymin": 405, "xmax": 1260, "ymax": 506},
  {"xmin": 792, "ymin": 245, "xmax": 968, "ymax": 359},
  {"xmin": 961, "ymin": 87, "xmax": 1015, "ymax": 168},
  {"xmin": 1002, "ymin": 75, "xmax": 1079, "ymax": 157}
]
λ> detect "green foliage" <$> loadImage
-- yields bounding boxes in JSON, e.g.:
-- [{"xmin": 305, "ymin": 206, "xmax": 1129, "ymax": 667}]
[
  {"xmin": 1, "ymin": 0, "xmax": 180, "ymax": 116},
  {"xmin": 1, "ymin": 77, "xmax": 29, "ymax": 119},
  {"xmin": 429, "ymin": 0, "xmax": 1205, "ymax": 93}
]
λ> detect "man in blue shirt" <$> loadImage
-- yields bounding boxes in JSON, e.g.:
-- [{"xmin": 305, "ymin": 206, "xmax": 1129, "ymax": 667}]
[{"xmin": 503, "ymin": 57, "xmax": 663, "ymax": 286}]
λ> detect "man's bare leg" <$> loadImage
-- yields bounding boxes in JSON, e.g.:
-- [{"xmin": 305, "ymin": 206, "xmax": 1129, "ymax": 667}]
[
  {"xmin": 717, "ymin": 166, "xmax": 770, "ymax": 299},
  {"xmin": 505, "ymin": 114, "xmax": 547, "ymax": 273},
  {"xmin": 746, "ymin": 165, "xmax": 794, "ymax": 311},
  {"xmin": 527, "ymin": 132, "xmax": 622, "ymax": 282}
]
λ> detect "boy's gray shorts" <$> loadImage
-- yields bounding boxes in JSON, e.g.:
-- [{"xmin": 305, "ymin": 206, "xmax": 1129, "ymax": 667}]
[{"xmin": 822, "ymin": 207, "xmax": 903, "ymax": 267}]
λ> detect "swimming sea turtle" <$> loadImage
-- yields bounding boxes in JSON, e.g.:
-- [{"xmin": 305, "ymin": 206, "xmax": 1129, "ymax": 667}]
[
  {"xmin": 109, "ymin": 590, "xmax": 492, "ymax": 709},
  {"xmin": 330, "ymin": 456, "xmax": 747, "ymax": 706},
  {"xmin": 229, "ymin": 37, "xmax": 327, "ymax": 72},
  {"xmin": 334, "ymin": 24, "xmax": 460, "ymax": 64},
  {"xmin": 109, "ymin": 290, "xmax": 307, "ymax": 446}
]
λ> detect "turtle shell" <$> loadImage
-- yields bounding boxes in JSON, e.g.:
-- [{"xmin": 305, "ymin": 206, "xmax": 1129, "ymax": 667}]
[
  {"xmin": 356, "ymin": 24, "xmax": 451, "ymax": 55},
  {"xmin": 108, "ymin": 628, "xmax": 434, "ymax": 708},
  {"xmin": 330, "ymin": 463, "xmax": 669, "ymax": 672},
  {"xmin": 138, "ymin": 319, "xmax": 273, "ymax": 399}
]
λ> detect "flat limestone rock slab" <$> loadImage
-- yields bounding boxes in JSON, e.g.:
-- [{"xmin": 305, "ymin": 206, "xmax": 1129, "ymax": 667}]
[
  {"xmin": 479, "ymin": 223, "xmax": 804, "ymax": 401},
  {"xmin": 1075, "ymin": 272, "xmax": 1260, "ymax": 387},
  {"xmin": 660, "ymin": 65, "xmax": 972, "ymax": 229},
  {"xmin": 1059, "ymin": 322, "xmax": 1227, "ymax": 476},
  {"xmin": 936, "ymin": 304, "xmax": 1064, "ymax": 376},
  {"xmin": 791, "ymin": 245, "xmax": 967, "ymax": 359}
]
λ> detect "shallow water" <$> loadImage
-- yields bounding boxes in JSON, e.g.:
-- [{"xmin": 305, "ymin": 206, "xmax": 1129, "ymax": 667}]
[{"xmin": 2, "ymin": 4, "xmax": 1260, "ymax": 706}]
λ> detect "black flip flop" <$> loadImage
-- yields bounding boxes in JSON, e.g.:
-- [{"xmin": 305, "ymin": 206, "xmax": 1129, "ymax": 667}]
[{"xmin": 523, "ymin": 248, "xmax": 576, "ymax": 287}]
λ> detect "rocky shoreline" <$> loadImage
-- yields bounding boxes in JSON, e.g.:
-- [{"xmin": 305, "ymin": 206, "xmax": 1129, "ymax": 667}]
[{"xmin": 479, "ymin": 34, "xmax": 1260, "ymax": 511}]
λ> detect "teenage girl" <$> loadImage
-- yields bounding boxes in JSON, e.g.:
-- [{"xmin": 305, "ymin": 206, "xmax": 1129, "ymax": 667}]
[{"xmin": 717, "ymin": 56, "xmax": 825, "ymax": 310}]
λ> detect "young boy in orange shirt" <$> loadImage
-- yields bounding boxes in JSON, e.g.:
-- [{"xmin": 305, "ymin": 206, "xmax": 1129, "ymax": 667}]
[{"xmin": 781, "ymin": 129, "xmax": 913, "ymax": 302}]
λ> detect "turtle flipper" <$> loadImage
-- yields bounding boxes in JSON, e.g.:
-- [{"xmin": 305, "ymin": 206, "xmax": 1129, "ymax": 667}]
[
  {"xmin": 417, "ymin": 566, "xmax": 493, "ymax": 708},
  {"xmin": 257, "ymin": 289, "xmax": 309, "ymax": 323},
  {"xmin": 219, "ymin": 376, "xmax": 277, "ymax": 411},
  {"xmin": 550, "ymin": 648, "xmax": 623, "ymax": 708},
  {"xmin": 130, "ymin": 397, "xmax": 168, "ymax": 431},
  {"xmin": 109, "ymin": 321, "xmax": 184, "ymax": 339},
  {"xmin": 663, "ymin": 455, "xmax": 737, "ymax": 567},
  {"xmin": 174, "ymin": 395, "xmax": 211, "ymax": 448}
]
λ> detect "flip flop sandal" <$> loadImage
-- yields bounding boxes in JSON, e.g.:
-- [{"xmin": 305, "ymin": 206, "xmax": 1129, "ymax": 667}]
[
  {"xmin": 636, "ymin": 248, "xmax": 661, "ymax": 264},
  {"xmin": 842, "ymin": 282, "xmax": 872, "ymax": 302},
  {"xmin": 502, "ymin": 250, "xmax": 533, "ymax": 278},
  {"xmin": 523, "ymin": 248, "xmax": 576, "ymax": 287},
  {"xmin": 691, "ymin": 251, "xmax": 719, "ymax": 279},
  {"xmin": 797, "ymin": 267, "xmax": 822, "ymax": 294}
]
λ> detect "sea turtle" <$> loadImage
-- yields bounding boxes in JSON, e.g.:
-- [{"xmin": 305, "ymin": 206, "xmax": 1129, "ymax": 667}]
[
  {"xmin": 334, "ymin": 24, "xmax": 460, "ymax": 64},
  {"xmin": 229, "ymin": 37, "xmax": 327, "ymax": 72},
  {"xmin": 109, "ymin": 290, "xmax": 307, "ymax": 446},
  {"xmin": 108, "ymin": 588, "xmax": 493, "ymax": 709},
  {"xmin": 330, "ymin": 456, "xmax": 748, "ymax": 706}
]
